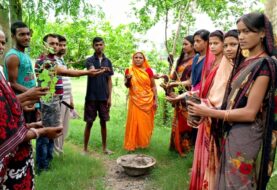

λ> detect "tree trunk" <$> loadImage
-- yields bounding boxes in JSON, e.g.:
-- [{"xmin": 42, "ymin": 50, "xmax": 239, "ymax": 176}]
[
  {"xmin": 0, "ymin": 3, "xmax": 12, "ymax": 56},
  {"xmin": 9, "ymin": 0, "xmax": 22, "ymax": 23}
]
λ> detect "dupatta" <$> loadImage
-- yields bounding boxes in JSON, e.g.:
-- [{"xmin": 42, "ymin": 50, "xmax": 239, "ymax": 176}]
[{"xmin": 128, "ymin": 52, "xmax": 154, "ymax": 112}]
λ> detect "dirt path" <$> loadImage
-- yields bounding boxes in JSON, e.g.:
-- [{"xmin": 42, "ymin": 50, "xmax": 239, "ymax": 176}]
[
  {"xmin": 69, "ymin": 143, "xmax": 155, "ymax": 190},
  {"xmin": 103, "ymin": 158, "xmax": 151, "ymax": 190}
]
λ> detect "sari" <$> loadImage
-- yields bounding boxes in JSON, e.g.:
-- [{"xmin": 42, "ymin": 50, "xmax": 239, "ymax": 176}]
[
  {"xmin": 215, "ymin": 57, "xmax": 277, "ymax": 190},
  {"xmin": 124, "ymin": 53, "xmax": 155, "ymax": 151},
  {"xmin": 189, "ymin": 56, "xmax": 233, "ymax": 190},
  {"xmin": 191, "ymin": 54, "xmax": 205, "ymax": 91},
  {"xmin": 0, "ymin": 73, "xmax": 34, "ymax": 189},
  {"xmin": 169, "ymin": 56, "xmax": 194, "ymax": 156}
]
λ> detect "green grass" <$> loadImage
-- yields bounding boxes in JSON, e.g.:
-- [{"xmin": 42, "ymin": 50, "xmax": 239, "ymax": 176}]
[
  {"xmin": 67, "ymin": 76, "xmax": 191, "ymax": 190},
  {"xmin": 36, "ymin": 75, "xmax": 277, "ymax": 190},
  {"xmin": 35, "ymin": 144, "xmax": 105, "ymax": 190}
]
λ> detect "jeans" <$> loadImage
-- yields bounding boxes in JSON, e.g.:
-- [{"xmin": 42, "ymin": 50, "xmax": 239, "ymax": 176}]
[{"xmin": 36, "ymin": 137, "xmax": 54, "ymax": 173}]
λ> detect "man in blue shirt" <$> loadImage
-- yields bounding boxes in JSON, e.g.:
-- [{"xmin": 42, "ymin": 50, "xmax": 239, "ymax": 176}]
[{"xmin": 84, "ymin": 37, "xmax": 113, "ymax": 154}]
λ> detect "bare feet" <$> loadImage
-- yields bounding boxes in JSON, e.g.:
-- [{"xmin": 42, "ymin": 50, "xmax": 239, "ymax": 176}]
[{"xmin": 81, "ymin": 150, "xmax": 89, "ymax": 156}]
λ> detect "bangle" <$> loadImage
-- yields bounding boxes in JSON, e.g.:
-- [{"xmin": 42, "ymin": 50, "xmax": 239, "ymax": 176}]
[
  {"xmin": 224, "ymin": 110, "xmax": 231, "ymax": 122},
  {"xmin": 29, "ymin": 128, "xmax": 40, "ymax": 139}
]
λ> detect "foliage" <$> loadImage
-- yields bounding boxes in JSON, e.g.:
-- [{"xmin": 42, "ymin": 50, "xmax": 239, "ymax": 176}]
[
  {"xmin": 130, "ymin": 0, "xmax": 263, "ymax": 56},
  {"xmin": 29, "ymin": 20, "xmax": 137, "ymax": 71},
  {"xmin": 37, "ymin": 61, "xmax": 58, "ymax": 103}
]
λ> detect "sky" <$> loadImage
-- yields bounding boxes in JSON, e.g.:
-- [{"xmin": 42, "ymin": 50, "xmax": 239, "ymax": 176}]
[{"xmin": 92, "ymin": 0, "xmax": 264, "ymax": 51}]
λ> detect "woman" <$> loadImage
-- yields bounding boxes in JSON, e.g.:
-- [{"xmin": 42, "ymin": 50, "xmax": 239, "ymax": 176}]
[
  {"xmin": 188, "ymin": 13, "xmax": 277, "ymax": 189},
  {"xmin": 124, "ymin": 52, "xmax": 157, "ymax": 151},
  {"xmin": 166, "ymin": 35, "xmax": 195, "ymax": 156},
  {"xmin": 189, "ymin": 30, "xmax": 239, "ymax": 190},
  {"xmin": 190, "ymin": 29, "xmax": 210, "ymax": 91},
  {"xmin": 0, "ymin": 30, "xmax": 63, "ymax": 189}
]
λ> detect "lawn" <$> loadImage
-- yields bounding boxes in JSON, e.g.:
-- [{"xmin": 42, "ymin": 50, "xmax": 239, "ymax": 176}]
[{"xmin": 36, "ymin": 75, "xmax": 277, "ymax": 190}]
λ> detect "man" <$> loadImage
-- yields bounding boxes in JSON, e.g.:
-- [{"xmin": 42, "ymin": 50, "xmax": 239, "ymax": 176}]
[
  {"xmin": 0, "ymin": 29, "xmax": 63, "ymax": 188},
  {"xmin": 84, "ymin": 37, "xmax": 113, "ymax": 154},
  {"xmin": 53, "ymin": 35, "xmax": 74, "ymax": 155},
  {"xmin": 35, "ymin": 34, "xmax": 106, "ymax": 172},
  {"xmin": 4, "ymin": 21, "xmax": 36, "ymax": 123}
]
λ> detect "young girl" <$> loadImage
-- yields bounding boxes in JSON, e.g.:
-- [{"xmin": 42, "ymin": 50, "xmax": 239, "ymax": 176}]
[
  {"xmin": 167, "ymin": 35, "xmax": 195, "ymax": 156},
  {"xmin": 189, "ymin": 30, "xmax": 227, "ymax": 190}
]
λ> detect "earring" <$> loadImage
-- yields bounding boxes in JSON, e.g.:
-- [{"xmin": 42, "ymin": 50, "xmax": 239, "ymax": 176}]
[{"xmin": 261, "ymin": 37, "xmax": 264, "ymax": 41}]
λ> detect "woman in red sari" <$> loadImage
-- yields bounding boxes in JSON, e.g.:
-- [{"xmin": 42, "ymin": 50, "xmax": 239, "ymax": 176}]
[
  {"xmin": 124, "ymin": 52, "xmax": 157, "ymax": 151},
  {"xmin": 188, "ymin": 13, "xmax": 277, "ymax": 189},
  {"xmin": 166, "ymin": 35, "xmax": 195, "ymax": 156},
  {"xmin": 0, "ymin": 30, "xmax": 63, "ymax": 189}
]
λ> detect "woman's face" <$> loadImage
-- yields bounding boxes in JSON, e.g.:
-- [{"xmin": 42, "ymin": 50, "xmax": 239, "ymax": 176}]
[
  {"xmin": 183, "ymin": 39, "xmax": 194, "ymax": 54},
  {"xmin": 224, "ymin": 36, "xmax": 239, "ymax": 60},
  {"xmin": 193, "ymin": 35, "xmax": 207, "ymax": 52},
  {"xmin": 209, "ymin": 36, "xmax": 224, "ymax": 56},
  {"xmin": 133, "ymin": 53, "xmax": 145, "ymax": 67},
  {"xmin": 237, "ymin": 20, "xmax": 264, "ymax": 50}
]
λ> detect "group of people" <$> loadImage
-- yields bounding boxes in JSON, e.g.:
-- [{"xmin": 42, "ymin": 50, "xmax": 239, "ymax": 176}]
[
  {"xmin": 123, "ymin": 12, "xmax": 277, "ymax": 190},
  {"xmin": 0, "ymin": 21, "xmax": 114, "ymax": 189},
  {"xmin": 0, "ymin": 11, "xmax": 277, "ymax": 190}
]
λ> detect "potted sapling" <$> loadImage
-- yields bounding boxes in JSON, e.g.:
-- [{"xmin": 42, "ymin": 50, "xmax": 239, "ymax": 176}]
[{"xmin": 37, "ymin": 45, "xmax": 61, "ymax": 127}]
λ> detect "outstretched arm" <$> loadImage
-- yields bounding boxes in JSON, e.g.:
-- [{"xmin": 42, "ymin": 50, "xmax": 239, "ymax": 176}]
[{"xmin": 56, "ymin": 66, "xmax": 106, "ymax": 77}]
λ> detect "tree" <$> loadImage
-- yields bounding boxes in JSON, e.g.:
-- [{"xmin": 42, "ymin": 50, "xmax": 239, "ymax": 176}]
[
  {"xmin": 30, "ymin": 20, "xmax": 137, "ymax": 71},
  {"xmin": 131, "ymin": 0, "xmax": 263, "ymax": 57},
  {"xmin": 0, "ymin": 0, "xmax": 98, "ymax": 49}
]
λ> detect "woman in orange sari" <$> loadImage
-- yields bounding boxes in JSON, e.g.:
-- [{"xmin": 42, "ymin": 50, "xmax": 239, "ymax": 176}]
[
  {"xmin": 124, "ymin": 52, "xmax": 157, "ymax": 151},
  {"xmin": 167, "ymin": 35, "xmax": 195, "ymax": 156}
]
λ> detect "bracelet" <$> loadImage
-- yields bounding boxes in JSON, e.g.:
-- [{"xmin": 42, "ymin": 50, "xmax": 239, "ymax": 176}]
[
  {"xmin": 223, "ymin": 110, "xmax": 231, "ymax": 122},
  {"xmin": 29, "ymin": 128, "xmax": 40, "ymax": 139}
]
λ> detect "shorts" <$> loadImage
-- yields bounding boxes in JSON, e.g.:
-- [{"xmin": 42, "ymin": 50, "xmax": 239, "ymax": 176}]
[{"xmin": 84, "ymin": 100, "xmax": 110, "ymax": 122}]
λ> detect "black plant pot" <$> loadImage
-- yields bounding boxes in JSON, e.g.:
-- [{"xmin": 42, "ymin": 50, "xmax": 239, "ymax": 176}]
[
  {"xmin": 185, "ymin": 95, "xmax": 201, "ymax": 122},
  {"xmin": 41, "ymin": 101, "xmax": 61, "ymax": 127}
]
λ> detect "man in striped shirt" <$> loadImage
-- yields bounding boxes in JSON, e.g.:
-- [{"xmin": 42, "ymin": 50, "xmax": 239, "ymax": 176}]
[
  {"xmin": 53, "ymin": 35, "xmax": 73, "ymax": 155},
  {"xmin": 35, "ymin": 34, "xmax": 104, "ymax": 172}
]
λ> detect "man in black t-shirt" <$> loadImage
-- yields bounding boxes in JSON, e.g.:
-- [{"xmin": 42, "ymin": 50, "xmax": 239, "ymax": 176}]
[{"xmin": 84, "ymin": 37, "xmax": 113, "ymax": 154}]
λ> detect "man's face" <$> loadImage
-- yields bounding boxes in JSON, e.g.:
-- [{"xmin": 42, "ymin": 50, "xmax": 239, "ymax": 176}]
[
  {"xmin": 46, "ymin": 36, "xmax": 59, "ymax": 54},
  {"xmin": 0, "ymin": 32, "xmax": 6, "ymax": 57},
  {"xmin": 13, "ymin": 27, "xmax": 30, "ymax": 48},
  {"xmin": 93, "ymin": 41, "xmax": 104, "ymax": 54},
  {"xmin": 58, "ymin": 41, "xmax": 67, "ymax": 55}
]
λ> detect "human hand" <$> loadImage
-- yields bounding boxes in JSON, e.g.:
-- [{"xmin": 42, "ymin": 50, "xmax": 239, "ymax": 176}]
[
  {"xmin": 27, "ymin": 121, "xmax": 43, "ymax": 129},
  {"xmin": 23, "ymin": 104, "xmax": 36, "ymax": 111},
  {"xmin": 40, "ymin": 126, "xmax": 63, "ymax": 139},
  {"xmin": 107, "ymin": 99, "xmax": 111, "ymax": 108},
  {"xmin": 87, "ymin": 68, "xmax": 103, "ymax": 76},
  {"xmin": 101, "ymin": 67, "xmax": 111, "ymax": 72},
  {"xmin": 187, "ymin": 100, "xmax": 210, "ymax": 117},
  {"xmin": 26, "ymin": 87, "xmax": 49, "ymax": 101},
  {"xmin": 187, "ymin": 118, "xmax": 203, "ymax": 128},
  {"xmin": 166, "ymin": 95, "xmax": 181, "ymax": 103}
]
